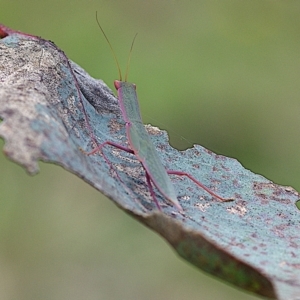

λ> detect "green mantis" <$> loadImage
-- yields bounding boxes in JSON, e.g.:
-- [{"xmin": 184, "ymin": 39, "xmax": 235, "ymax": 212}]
[{"xmin": 86, "ymin": 15, "xmax": 232, "ymax": 211}]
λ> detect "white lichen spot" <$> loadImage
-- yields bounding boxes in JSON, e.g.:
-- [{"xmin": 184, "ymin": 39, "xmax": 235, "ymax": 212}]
[
  {"xmin": 227, "ymin": 204, "xmax": 247, "ymax": 216},
  {"xmin": 285, "ymin": 186, "xmax": 296, "ymax": 193},
  {"xmin": 67, "ymin": 95, "xmax": 77, "ymax": 113},
  {"xmin": 145, "ymin": 124, "xmax": 161, "ymax": 135},
  {"xmin": 195, "ymin": 203, "xmax": 210, "ymax": 212},
  {"xmin": 110, "ymin": 119, "xmax": 123, "ymax": 132}
]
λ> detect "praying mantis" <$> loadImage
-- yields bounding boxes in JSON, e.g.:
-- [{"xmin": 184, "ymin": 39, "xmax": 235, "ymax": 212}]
[
  {"xmin": 0, "ymin": 22, "xmax": 232, "ymax": 211},
  {"xmin": 84, "ymin": 15, "xmax": 233, "ymax": 211}
]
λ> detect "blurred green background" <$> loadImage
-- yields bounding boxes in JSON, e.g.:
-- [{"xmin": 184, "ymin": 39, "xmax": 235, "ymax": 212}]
[{"xmin": 1, "ymin": 1, "xmax": 300, "ymax": 299}]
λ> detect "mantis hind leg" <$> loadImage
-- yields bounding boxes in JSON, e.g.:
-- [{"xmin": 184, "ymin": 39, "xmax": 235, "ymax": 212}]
[{"xmin": 167, "ymin": 170, "xmax": 233, "ymax": 202}]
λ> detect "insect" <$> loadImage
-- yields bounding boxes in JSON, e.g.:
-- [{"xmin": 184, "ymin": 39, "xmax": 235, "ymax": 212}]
[{"xmin": 84, "ymin": 14, "xmax": 233, "ymax": 211}]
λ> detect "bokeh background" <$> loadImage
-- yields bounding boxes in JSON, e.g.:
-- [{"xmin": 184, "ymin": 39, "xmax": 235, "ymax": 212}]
[{"xmin": 1, "ymin": 1, "xmax": 300, "ymax": 299}]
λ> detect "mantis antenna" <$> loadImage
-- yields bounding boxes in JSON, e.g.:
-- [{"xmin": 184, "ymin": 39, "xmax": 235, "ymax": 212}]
[
  {"xmin": 124, "ymin": 33, "xmax": 138, "ymax": 82},
  {"xmin": 95, "ymin": 11, "xmax": 137, "ymax": 82}
]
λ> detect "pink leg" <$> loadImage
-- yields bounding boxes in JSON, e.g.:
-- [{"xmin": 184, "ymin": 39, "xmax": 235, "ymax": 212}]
[
  {"xmin": 84, "ymin": 141, "xmax": 134, "ymax": 156},
  {"xmin": 145, "ymin": 172, "xmax": 162, "ymax": 211},
  {"xmin": 82, "ymin": 142, "xmax": 163, "ymax": 210},
  {"xmin": 81, "ymin": 141, "xmax": 137, "ymax": 198},
  {"xmin": 167, "ymin": 170, "xmax": 233, "ymax": 202},
  {"xmin": 81, "ymin": 141, "xmax": 134, "ymax": 169}
]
